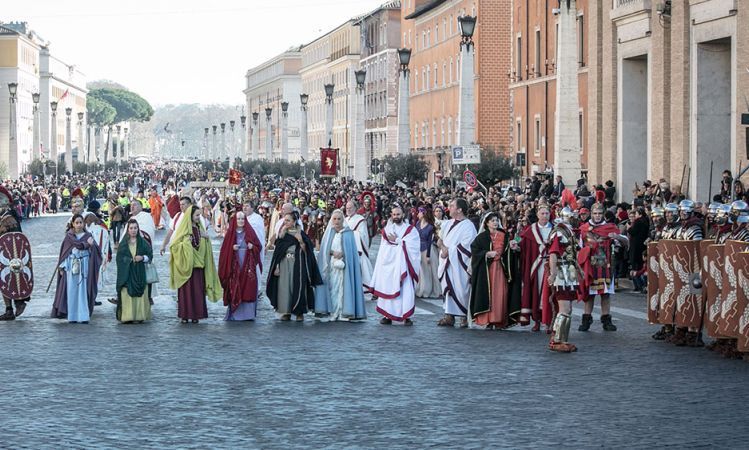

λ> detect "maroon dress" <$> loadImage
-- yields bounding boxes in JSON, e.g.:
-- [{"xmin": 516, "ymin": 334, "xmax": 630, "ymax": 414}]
[{"xmin": 177, "ymin": 226, "xmax": 208, "ymax": 320}]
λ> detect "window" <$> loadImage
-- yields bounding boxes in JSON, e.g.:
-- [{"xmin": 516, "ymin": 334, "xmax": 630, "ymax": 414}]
[
  {"xmin": 435, "ymin": 25, "xmax": 439, "ymax": 43},
  {"xmin": 516, "ymin": 36, "xmax": 523, "ymax": 80},
  {"xmin": 517, "ymin": 120, "xmax": 523, "ymax": 153},
  {"xmin": 422, "ymin": 31, "xmax": 426, "ymax": 49},
  {"xmin": 441, "ymin": 118, "xmax": 445, "ymax": 146},
  {"xmin": 422, "ymin": 122, "xmax": 428, "ymax": 148},
  {"xmin": 434, "ymin": 64, "xmax": 438, "ymax": 88},
  {"xmin": 448, "ymin": 117, "xmax": 453, "ymax": 147},
  {"xmin": 578, "ymin": 15, "xmax": 585, "ymax": 67},
  {"xmin": 425, "ymin": 67, "xmax": 429, "ymax": 91},
  {"xmin": 414, "ymin": 70, "xmax": 418, "ymax": 93},
  {"xmin": 579, "ymin": 111, "xmax": 584, "ymax": 154},
  {"xmin": 426, "ymin": 30, "xmax": 430, "ymax": 47},
  {"xmin": 534, "ymin": 117, "xmax": 541, "ymax": 156},
  {"xmin": 403, "ymin": 32, "xmax": 406, "ymax": 47},
  {"xmin": 535, "ymin": 29, "xmax": 541, "ymax": 76},
  {"xmin": 443, "ymin": 18, "xmax": 447, "ymax": 38},
  {"xmin": 432, "ymin": 119, "xmax": 437, "ymax": 149},
  {"xmin": 442, "ymin": 62, "xmax": 447, "ymax": 87},
  {"xmin": 449, "ymin": 15, "xmax": 453, "ymax": 35},
  {"xmin": 414, "ymin": 125, "xmax": 419, "ymax": 148},
  {"xmin": 449, "ymin": 58, "xmax": 454, "ymax": 84}
]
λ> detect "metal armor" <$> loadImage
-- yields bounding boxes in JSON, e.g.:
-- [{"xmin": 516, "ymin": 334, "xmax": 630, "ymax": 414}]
[{"xmin": 550, "ymin": 223, "xmax": 580, "ymax": 288}]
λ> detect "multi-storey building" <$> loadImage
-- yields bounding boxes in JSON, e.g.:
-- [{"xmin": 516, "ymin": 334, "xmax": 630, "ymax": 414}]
[
  {"xmin": 402, "ymin": 0, "xmax": 511, "ymax": 184},
  {"xmin": 509, "ymin": 0, "xmax": 589, "ymax": 180},
  {"xmin": 244, "ymin": 46, "xmax": 302, "ymax": 161},
  {"xmin": 300, "ymin": 18, "xmax": 362, "ymax": 177},
  {"xmin": 587, "ymin": 0, "xmax": 749, "ymax": 201},
  {"xmin": 355, "ymin": 1, "xmax": 402, "ymax": 167},
  {"xmin": 0, "ymin": 22, "xmax": 86, "ymax": 177}
]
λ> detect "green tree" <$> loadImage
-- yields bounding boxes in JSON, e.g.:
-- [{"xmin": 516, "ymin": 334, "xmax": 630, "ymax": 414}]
[
  {"xmin": 26, "ymin": 159, "xmax": 45, "ymax": 178},
  {"xmin": 382, "ymin": 154, "xmax": 429, "ymax": 185},
  {"xmin": 88, "ymin": 88, "xmax": 153, "ymax": 124},
  {"xmin": 471, "ymin": 148, "xmax": 518, "ymax": 185},
  {"xmin": 86, "ymin": 96, "xmax": 116, "ymax": 126}
]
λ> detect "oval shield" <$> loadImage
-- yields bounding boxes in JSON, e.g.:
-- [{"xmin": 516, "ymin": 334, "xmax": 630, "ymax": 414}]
[{"xmin": 0, "ymin": 232, "xmax": 33, "ymax": 300}]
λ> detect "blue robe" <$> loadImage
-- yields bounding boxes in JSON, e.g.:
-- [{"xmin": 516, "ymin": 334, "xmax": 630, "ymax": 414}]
[{"xmin": 314, "ymin": 227, "xmax": 367, "ymax": 320}]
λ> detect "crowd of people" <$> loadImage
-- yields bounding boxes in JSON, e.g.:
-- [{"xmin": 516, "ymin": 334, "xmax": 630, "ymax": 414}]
[{"xmin": 0, "ymin": 161, "xmax": 748, "ymax": 358}]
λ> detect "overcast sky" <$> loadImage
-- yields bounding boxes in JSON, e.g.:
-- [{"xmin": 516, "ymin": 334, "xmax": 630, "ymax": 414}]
[{"xmin": 3, "ymin": 0, "xmax": 384, "ymax": 106}]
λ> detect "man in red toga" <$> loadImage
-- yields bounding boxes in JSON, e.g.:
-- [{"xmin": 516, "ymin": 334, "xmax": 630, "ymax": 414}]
[
  {"xmin": 578, "ymin": 203, "xmax": 628, "ymax": 332},
  {"xmin": 519, "ymin": 205, "xmax": 553, "ymax": 331}
]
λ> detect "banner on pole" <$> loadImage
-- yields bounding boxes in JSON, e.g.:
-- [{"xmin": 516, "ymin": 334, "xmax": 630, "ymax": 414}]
[
  {"xmin": 228, "ymin": 168, "xmax": 242, "ymax": 186},
  {"xmin": 320, "ymin": 148, "xmax": 338, "ymax": 177}
]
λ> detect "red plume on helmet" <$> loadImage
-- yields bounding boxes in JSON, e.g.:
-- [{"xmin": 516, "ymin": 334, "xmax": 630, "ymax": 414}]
[
  {"xmin": 358, "ymin": 191, "xmax": 376, "ymax": 213},
  {"xmin": 71, "ymin": 187, "xmax": 84, "ymax": 199}
]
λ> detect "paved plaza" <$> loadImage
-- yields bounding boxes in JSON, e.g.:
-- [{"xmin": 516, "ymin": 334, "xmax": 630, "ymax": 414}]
[{"xmin": 2, "ymin": 214, "xmax": 748, "ymax": 448}]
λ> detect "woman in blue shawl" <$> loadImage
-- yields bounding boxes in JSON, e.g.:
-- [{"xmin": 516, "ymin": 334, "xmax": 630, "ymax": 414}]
[{"xmin": 315, "ymin": 209, "xmax": 367, "ymax": 321}]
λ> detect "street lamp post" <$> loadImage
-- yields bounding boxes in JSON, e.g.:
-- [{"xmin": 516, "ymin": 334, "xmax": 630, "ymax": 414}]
[
  {"xmin": 265, "ymin": 107, "xmax": 273, "ymax": 160},
  {"xmin": 220, "ymin": 122, "xmax": 226, "ymax": 162},
  {"xmin": 300, "ymin": 94, "xmax": 309, "ymax": 168},
  {"xmin": 229, "ymin": 120, "xmax": 236, "ymax": 168},
  {"xmin": 397, "ymin": 48, "xmax": 412, "ymax": 155},
  {"xmin": 324, "ymin": 83, "xmax": 334, "ymax": 148},
  {"xmin": 240, "ymin": 115, "xmax": 247, "ymax": 162},
  {"xmin": 457, "ymin": 15, "xmax": 477, "ymax": 147},
  {"xmin": 65, "ymin": 107, "xmax": 73, "ymax": 175},
  {"xmin": 77, "ymin": 112, "xmax": 84, "ymax": 164},
  {"xmin": 280, "ymin": 101, "xmax": 289, "ymax": 162},
  {"xmin": 50, "ymin": 101, "xmax": 58, "ymax": 179},
  {"xmin": 8, "ymin": 83, "xmax": 18, "ymax": 179},
  {"xmin": 251, "ymin": 112, "xmax": 259, "ymax": 160},
  {"xmin": 354, "ymin": 69, "xmax": 367, "ymax": 181},
  {"xmin": 32, "ymin": 92, "xmax": 40, "ymax": 161}
]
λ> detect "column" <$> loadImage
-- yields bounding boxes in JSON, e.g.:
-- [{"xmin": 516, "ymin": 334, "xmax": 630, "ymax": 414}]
[
  {"xmin": 457, "ymin": 41, "xmax": 476, "ymax": 146},
  {"xmin": 8, "ymin": 85, "xmax": 18, "ymax": 179},
  {"xmin": 251, "ymin": 112, "xmax": 259, "ymax": 160},
  {"xmin": 77, "ymin": 113, "xmax": 84, "ymax": 164},
  {"xmin": 265, "ymin": 108, "xmax": 273, "ymax": 160},
  {"xmin": 211, "ymin": 125, "xmax": 217, "ymax": 160},
  {"xmin": 281, "ymin": 102, "xmax": 289, "ymax": 161},
  {"xmin": 354, "ymin": 71, "xmax": 367, "ymax": 181},
  {"xmin": 230, "ymin": 120, "xmax": 236, "ymax": 167},
  {"xmin": 115, "ymin": 125, "xmax": 122, "ymax": 166},
  {"xmin": 240, "ymin": 115, "xmax": 247, "ymax": 162},
  {"xmin": 553, "ymin": 0, "xmax": 582, "ymax": 185},
  {"xmin": 325, "ymin": 84, "xmax": 334, "ymax": 148},
  {"xmin": 65, "ymin": 108, "xmax": 73, "ymax": 174},
  {"xmin": 32, "ymin": 95, "xmax": 40, "ymax": 161},
  {"xmin": 300, "ymin": 95, "xmax": 309, "ymax": 162},
  {"xmin": 397, "ymin": 49, "xmax": 411, "ymax": 155},
  {"xmin": 123, "ymin": 127, "xmax": 129, "ymax": 162},
  {"xmin": 105, "ymin": 126, "xmax": 112, "ymax": 164}
]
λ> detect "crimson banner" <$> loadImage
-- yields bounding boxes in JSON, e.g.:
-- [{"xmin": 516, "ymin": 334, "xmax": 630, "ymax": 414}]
[
  {"xmin": 320, "ymin": 148, "xmax": 338, "ymax": 177},
  {"xmin": 228, "ymin": 168, "xmax": 242, "ymax": 186}
]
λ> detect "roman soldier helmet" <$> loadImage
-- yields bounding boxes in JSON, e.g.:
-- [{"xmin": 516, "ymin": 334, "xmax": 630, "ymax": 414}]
[
  {"xmin": 716, "ymin": 204, "xmax": 732, "ymax": 225},
  {"xmin": 730, "ymin": 200, "xmax": 749, "ymax": 224},
  {"xmin": 707, "ymin": 202, "xmax": 722, "ymax": 218},
  {"xmin": 678, "ymin": 199, "xmax": 696, "ymax": 213},
  {"xmin": 559, "ymin": 206, "xmax": 578, "ymax": 221},
  {"xmin": 664, "ymin": 203, "xmax": 679, "ymax": 223},
  {"xmin": 650, "ymin": 206, "xmax": 665, "ymax": 218}
]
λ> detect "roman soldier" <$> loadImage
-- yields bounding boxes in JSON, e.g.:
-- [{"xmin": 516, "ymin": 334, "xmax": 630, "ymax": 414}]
[
  {"xmin": 0, "ymin": 186, "xmax": 33, "ymax": 321},
  {"xmin": 357, "ymin": 192, "xmax": 379, "ymax": 240},
  {"xmin": 547, "ymin": 207, "xmax": 582, "ymax": 353},
  {"xmin": 578, "ymin": 203, "xmax": 628, "ymax": 332},
  {"xmin": 726, "ymin": 200, "xmax": 749, "ymax": 242},
  {"xmin": 649, "ymin": 206, "xmax": 666, "ymax": 242},
  {"xmin": 651, "ymin": 203, "xmax": 681, "ymax": 341},
  {"xmin": 709, "ymin": 204, "xmax": 733, "ymax": 243},
  {"xmin": 668, "ymin": 200, "xmax": 704, "ymax": 347}
]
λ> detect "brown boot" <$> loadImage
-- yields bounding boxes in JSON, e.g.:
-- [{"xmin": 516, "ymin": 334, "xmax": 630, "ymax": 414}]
[
  {"xmin": 668, "ymin": 327, "xmax": 687, "ymax": 345},
  {"xmin": 0, "ymin": 307, "xmax": 14, "ymax": 321}
]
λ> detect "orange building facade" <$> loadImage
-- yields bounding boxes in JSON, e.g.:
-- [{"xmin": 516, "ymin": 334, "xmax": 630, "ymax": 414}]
[
  {"xmin": 401, "ymin": 0, "xmax": 511, "ymax": 185},
  {"xmin": 509, "ymin": 0, "xmax": 589, "ymax": 178}
]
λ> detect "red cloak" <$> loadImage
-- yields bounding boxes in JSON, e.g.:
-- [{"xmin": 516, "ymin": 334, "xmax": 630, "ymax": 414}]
[
  {"xmin": 578, "ymin": 221, "xmax": 620, "ymax": 295},
  {"xmin": 218, "ymin": 216, "xmax": 262, "ymax": 311}
]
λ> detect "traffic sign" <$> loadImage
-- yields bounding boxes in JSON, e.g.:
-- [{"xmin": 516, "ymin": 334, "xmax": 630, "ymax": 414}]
[
  {"xmin": 452, "ymin": 144, "xmax": 481, "ymax": 165},
  {"xmin": 463, "ymin": 169, "xmax": 478, "ymax": 188}
]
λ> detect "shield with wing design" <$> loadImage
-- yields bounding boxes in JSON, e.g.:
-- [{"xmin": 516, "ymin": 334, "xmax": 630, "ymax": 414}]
[
  {"xmin": 671, "ymin": 240, "xmax": 702, "ymax": 329},
  {"xmin": 719, "ymin": 240, "xmax": 749, "ymax": 338},
  {"xmin": 647, "ymin": 242, "xmax": 660, "ymax": 324},
  {"xmin": 735, "ymin": 252, "xmax": 749, "ymax": 352},
  {"xmin": 0, "ymin": 232, "xmax": 33, "ymax": 300},
  {"xmin": 702, "ymin": 243, "xmax": 725, "ymax": 339},
  {"xmin": 657, "ymin": 241, "xmax": 676, "ymax": 325}
]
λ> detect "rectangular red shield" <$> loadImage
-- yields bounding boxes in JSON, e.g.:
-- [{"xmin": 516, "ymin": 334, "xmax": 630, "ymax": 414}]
[
  {"xmin": 719, "ymin": 240, "xmax": 749, "ymax": 338},
  {"xmin": 671, "ymin": 240, "xmax": 702, "ymax": 329},
  {"xmin": 646, "ymin": 242, "xmax": 660, "ymax": 324},
  {"xmin": 702, "ymin": 243, "xmax": 725, "ymax": 339},
  {"xmin": 736, "ymin": 251, "xmax": 749, "ymax": 352},
  {"xmin": 320, "ymin": 148, "xmax": 338, "ymax": 177},
  {"xmin": 657, "ymin": 241, "xmax": 676, "ymax": 325}
]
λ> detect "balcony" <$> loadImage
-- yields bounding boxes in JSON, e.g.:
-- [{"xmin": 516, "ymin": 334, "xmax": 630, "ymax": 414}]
[{"xmin": 611, "ymin": 0, "xmax": 652, "ymax": 21}]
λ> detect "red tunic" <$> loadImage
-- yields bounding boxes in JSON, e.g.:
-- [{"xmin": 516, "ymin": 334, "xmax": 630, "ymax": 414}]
[{"xmin": 578, "ymin": 220, "xmax": 620, "ymax": 295}]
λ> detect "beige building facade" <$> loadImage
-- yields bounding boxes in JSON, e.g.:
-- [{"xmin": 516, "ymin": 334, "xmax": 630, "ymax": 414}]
[{"xmin": 588, "ymin": 0, "xmax": 749, "ymax": 201}]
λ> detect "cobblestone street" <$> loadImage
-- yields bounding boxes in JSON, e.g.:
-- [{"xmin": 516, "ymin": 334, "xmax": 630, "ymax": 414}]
[{"xmin": 2, "ymin": 214, "xmax": 748, "ymax": 448}]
